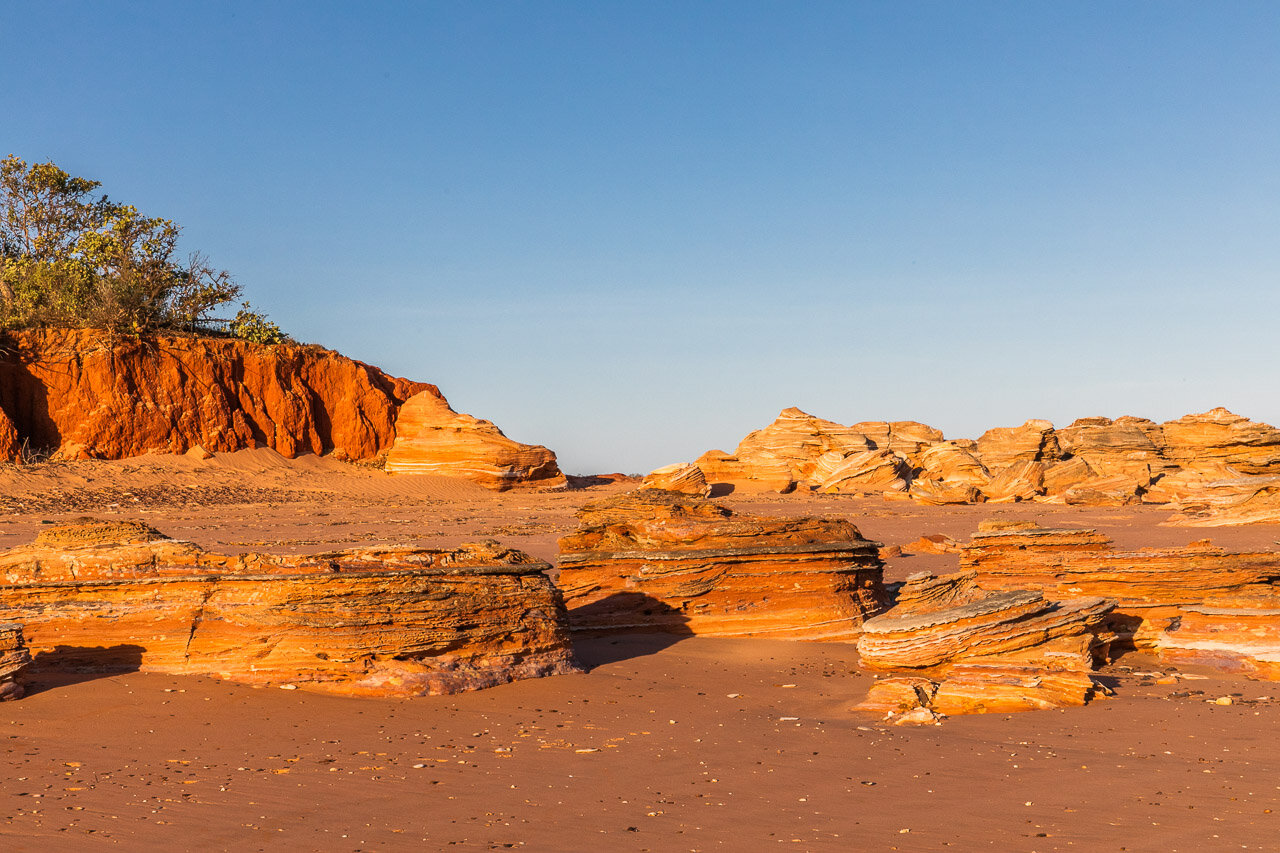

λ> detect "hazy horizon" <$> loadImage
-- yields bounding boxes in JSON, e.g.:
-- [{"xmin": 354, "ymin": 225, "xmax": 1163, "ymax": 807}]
[{"xmin": 5, "ymin": 2, "xmax": 1278, "ymax": 473}]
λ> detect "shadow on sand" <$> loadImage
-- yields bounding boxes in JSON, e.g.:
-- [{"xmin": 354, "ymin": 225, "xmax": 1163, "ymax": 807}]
[
  {"xmin": 20, "ymin": 644, "xmax": 145, "ymax": 696},
  {"xmin": 568, "ymin": 591, "xmax": 694, "ymax": 670}
]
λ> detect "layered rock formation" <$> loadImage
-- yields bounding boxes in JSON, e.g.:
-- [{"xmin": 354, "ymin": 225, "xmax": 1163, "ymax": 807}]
[
  {"xmin": 557, "ymin": 490, "xmax": 885, "ymax": 639},
  {"xmin": 1159, "ymin": 408, "xmax": 1280, "ymax": 475},
  {"xmin": 1160, "ymin": 474, "xmax": 1280, "ymax": 526},
  {"xmin": 641, "ymin": 463, "xmax": 711, "ymax": 496},
  {"xmin": 654, "ymin": 406, "xmax": 1280, "ymax": 521},
  {"xmin": 0, "ymin": 623, "xmax": 30, "ymax": 701},
  {"xmin": 855, "ymin": 570, "xmax": 1114, "ymax": 720},
  {"xmin": 0, "ymin": 520, "xmax": 579, "ymax": 696},
  {"xmin": 959, "ymin": 521, "xmax": 1280, "ymax": 679},
  {"xmin": 814, "ymin": 449, "xmax": 911, "ymax": 494},
  {"xmin": 1055, "ymin": 416, "xmax": 1170, "ymax": 482},
  {"xmin": 975, "ymin": 420, "xmax": 1061, "ymax": 470},
  {"xmin": 0, "ymin": 328, "xmax": 435, "ymax": 461},
  {"xmin": 384, "ymin": 392, "xmax": 565, "ymax": 490}
]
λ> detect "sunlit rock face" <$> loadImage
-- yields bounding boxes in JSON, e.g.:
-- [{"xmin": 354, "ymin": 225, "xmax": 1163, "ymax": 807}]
[
  {"xmin": 0, "ymin": 520, "xmax": 579, "ymax": 696},
  {"xmin": 958, "ymin": 520, "xmax": 1280, "ymax": 679},
  {"xmin": 855, "ymin": 569, "xmax": 1114, "ymax": 720},
  {"xmin": 385, "ymin": 391, "xmax": 566, "ymax": 491},
  {"xmin": 0, "ymin": 623, "xmax": 30, "ymax": 701},
  {"xmin": 1158, "ymin": 408, "xmax": 1280, "ymax": 475},
  {"xmin": 650, "ymin": 406, "xmax": 1280, "ymax": 519},
  {"xmin": 557, "ymin": 490, "xmax": 885, "ymax": 639},
  {"xmin": 0, "ymin": 327, "xmax": 433, "ymax": 462},
  {"xmin": 975, "ymin": 419, "xmax": 1062, "ymax": 471},
  {"xmin": 641, "ymin": 463, "xmax": 711, "ymax": 496}
]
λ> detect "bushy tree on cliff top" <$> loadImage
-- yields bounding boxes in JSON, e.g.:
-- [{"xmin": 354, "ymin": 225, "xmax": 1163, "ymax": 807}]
[{"xmin": 0, "ymin": 154, "xmax": 284, "ymax": 342}]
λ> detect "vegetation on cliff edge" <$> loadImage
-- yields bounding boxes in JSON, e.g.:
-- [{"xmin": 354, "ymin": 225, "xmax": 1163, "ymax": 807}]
[{"xmin": 0, "ymin": 155, "xmax": 284, "ymax": 342}]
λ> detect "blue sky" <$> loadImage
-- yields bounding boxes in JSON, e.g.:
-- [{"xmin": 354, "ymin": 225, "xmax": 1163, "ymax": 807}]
[{"xmin": 3, "ymin": 2, "xmax": 1278, "ymax": 472}]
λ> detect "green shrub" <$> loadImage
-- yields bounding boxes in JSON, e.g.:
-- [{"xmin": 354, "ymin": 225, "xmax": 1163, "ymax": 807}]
[{"xmin": 0, "ymin": 154, "xmax": 283, "ymax": 341}]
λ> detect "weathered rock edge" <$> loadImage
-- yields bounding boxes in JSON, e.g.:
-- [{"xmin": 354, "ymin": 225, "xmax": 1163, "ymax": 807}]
[
  {"xmin": 0, "ymin": 327, "xmax": 436, "ymax": 462},
  {"xmin": 557, "ymin": 489, "xmax": 885, "ymax": 639},
  {"xmin": 0, "ymin": 520, "xmax": 580, "ymax": 696}
]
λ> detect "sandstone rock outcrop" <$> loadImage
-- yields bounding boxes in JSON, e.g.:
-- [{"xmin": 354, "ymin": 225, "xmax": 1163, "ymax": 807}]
[
  {"xmin": 976, "ymin": 419, "xmax": 1061, "ymax": 470},
  {"xmin": 1061, "ymin": 474, "xmax": 1144, "ymax": 507},
  {"xmin": 1055, "ymin": 416, "xmax": 1169, "ymax": 482},
  {"xmin": 1163, "ymin": 476, "xmax": 1280, "ymax": 526},
  {"xmin": 917, "ymin": 442, "xmax": 990, "ymax": 487},
  {"xmin": 557, "ymin": 490, "xmax": 885, "ymax": 639},
  {"xmin": 856, "ymin": 570, "xmax": 1114, "ymax": 719},
  {"xmin": 0, "ymin": 328, "xmax": 434, "ymax": 462},
  {"xmin": 908, "ymin": 479, "xmax": 983, "ymax": 505},
  {"xmin": 980, "ymin": 460, "xmax": 1046, "ymax": 503},
  {"xmin": 958, "ymin": 521, "xmax": 1280, "ymax": 679},
  {"xmin": 0, "ymin": 623, "xmax": 30, "ymax": 701},
  {"xmin": 641, "ymin": 463, "xmax": 711, "ymax": 496},
  {"xmin": 693, "ymin": 449, "xmax": 794, "ymax": 494},
  {"xmin": 1159, "ymin": 408, "xmax": 1280, "ymax": 475},
  {"xmin": 385, "ymin": 391, "xmax": 566, "ymax": 490},
  {"xmin": 0, "ymin": 520, "xmax": 579, "ymax": 696},
  {"xmin": 658, "ymin": 406, "xmax": 1280, "ymax": 519},
  {"xmin": 815, "ymin": 449, "xmax": 912, "ymax": 495},
  {"xmin": 735, "ymin": 407, "xmax": 872, "ymax": 484},
  {"xmin": 850, "ymin": 420, "xmax": 945, "ymax": 464}
]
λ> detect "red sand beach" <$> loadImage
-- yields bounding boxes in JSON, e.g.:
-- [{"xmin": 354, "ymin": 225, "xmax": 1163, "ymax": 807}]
[{"xmin": 2, "ymin": 454, "xmax": 1278, "ymax": 851}]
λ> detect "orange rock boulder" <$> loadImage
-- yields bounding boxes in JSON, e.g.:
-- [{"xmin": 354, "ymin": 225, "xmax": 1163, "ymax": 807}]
[
  {"xmin": 975, "ymin": 419, "xmax": 1061, "ymax": 470},
  {"xmin": 691, "ymin": 449, "xmax": 794, "ymax": 494},
  {"xmin": 557, "ymin": 490, "xmax": 885, "ymax": 639},
  {"xmin": 734, "ymin": 407, "xmax": 873, "ymax": 485},
  {"xmin": 0, "ymin": 520, "xmax": 579, "ymax": 696},
  {"xmin": 0, "ymin": 623, "xmax": 30, "ymax": 701},
  {"xmin": 0, "ymin": 327, "xmax": 434, "ymax": 461},
  {"xmin": 641, "ymin": 463, "xmax": 711, "ymax": 496},
  {"xmin": 1055, "ymin": 416, "xmax": 1169, "ymax": 482},
  {"xmin": 1163, "ymin": 475, "xmax": 1280, "ymax": 526},
  {"xmin": 958, "ymin": 521, "xmax": 1280, "ymax": 679},
  {"xmin": 1159, "ymin": 408, "xmax": 1280, "ymax": 475},
  {"xmin": 856, "ymin": 570, "xmax": 1114, "ymax": 721},
  {"xmin": 385, "ymin": 392, "xmax": 566, "ymax": 490}
]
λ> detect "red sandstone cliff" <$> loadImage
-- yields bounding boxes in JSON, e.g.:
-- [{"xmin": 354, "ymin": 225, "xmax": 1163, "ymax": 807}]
[{"xmin": 0, "ymin": 328, "xmax": 438, "ymax": 461}]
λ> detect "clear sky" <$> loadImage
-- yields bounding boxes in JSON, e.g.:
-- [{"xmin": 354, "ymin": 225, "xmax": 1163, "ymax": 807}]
[{"xmin": 4, "ymin": 2, "xmax": 1278, "ymax": 473}]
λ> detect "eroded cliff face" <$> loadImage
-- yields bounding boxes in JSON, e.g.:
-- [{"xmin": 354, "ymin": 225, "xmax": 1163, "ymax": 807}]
[
  {"xmin": 0, "ymin": 328, "xmax": 437, "ymax": 461},
  {"xmin": 0, "ymin": 520, "xmax": 579, "ymax": 696}
]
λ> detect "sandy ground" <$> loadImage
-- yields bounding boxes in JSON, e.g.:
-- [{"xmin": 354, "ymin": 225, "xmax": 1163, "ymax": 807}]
[{"xmin": 2, "ymin": 451, "xmax": 1279, "ymax": 851}]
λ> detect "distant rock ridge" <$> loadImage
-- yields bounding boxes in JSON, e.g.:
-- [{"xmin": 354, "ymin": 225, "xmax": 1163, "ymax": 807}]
[
  {"xmin": 0, "ymin": 327, "xmax": 564, "ymax": 491},
  {"xmin": 650, "ymin": 406, "xmax": 1280, "ymax": 522}
]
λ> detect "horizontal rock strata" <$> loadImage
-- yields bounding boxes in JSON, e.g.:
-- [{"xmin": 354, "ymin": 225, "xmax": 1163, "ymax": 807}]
[
  {"xmin": 856, "ymin": 570, "xmax": 1114, "ymax": 720},
  {"xmin": 0, "ymin": 623, "xmax": 30, "ymax": 701},
  {"xmin": 0, "ymin": 520, "xmax": 579, "ymax": 696},
  {"xmin": 384, "ymin": 391, "xmax": 566, "ymax": 490},
  {"xmin": 958, "ymin": 521, "xmax": 1280, "ymax": 678},
  {"xmin": 557, "ymin": 490, "xmax": 885, "ymax": 639}
]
